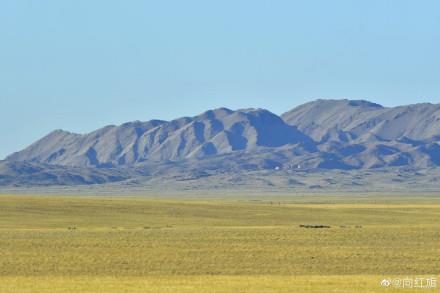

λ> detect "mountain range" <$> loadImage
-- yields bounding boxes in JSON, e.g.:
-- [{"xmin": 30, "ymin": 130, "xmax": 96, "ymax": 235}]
[{"xmin": 1, "ymin": 99, "xmax": 439, "ymax": 187}]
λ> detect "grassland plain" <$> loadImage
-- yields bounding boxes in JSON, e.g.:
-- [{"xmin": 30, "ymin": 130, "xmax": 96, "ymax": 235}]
[{"xmin": 0, "ymin": 195, "xmax": 439, "ymax": 292}]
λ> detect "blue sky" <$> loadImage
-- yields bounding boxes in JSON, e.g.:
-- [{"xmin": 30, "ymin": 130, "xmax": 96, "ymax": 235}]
[{"xmin": 1, "ymin": 0, "xmax": 440, "ymax": 159}]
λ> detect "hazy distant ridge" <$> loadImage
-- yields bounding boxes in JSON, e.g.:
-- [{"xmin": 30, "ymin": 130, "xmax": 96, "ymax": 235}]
[
  {"xmin": 7, "ymin": 107, "xmax": 314, "ymax": 167},
  {"xmin": 2, "ymin": 99, "xmax": 440, "ymax": 186}
]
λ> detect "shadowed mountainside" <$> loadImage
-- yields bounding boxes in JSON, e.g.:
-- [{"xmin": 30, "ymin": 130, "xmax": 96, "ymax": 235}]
[
  {"xmin": 7, "ymin": 108, "xmax": 314, "ymax": 167},
  {"xmin": 2, "ymin": 99, "xmax": 440, "ymax": 186},
  {"xmin": 281, "ymin": 99, "xmax": 440, "ymax": 142}
]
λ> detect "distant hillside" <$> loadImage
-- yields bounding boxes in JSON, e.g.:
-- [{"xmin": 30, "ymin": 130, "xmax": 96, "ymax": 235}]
[
  {"xmin": 281, "ymin": 99, "xmax": 440, "ymax": 142},
  {"xmin": 2, "ymin": 99, "xmax": 439, "ymax": 186},
  {"xmin": 6, "ymin": 108, "xmax": 314, "ymax": 167}
]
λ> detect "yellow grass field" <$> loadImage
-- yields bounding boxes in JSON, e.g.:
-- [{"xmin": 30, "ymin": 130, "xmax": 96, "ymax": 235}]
[{"xmin": 0, "ymin": 195, "xmax": 439, "ymax": 292}]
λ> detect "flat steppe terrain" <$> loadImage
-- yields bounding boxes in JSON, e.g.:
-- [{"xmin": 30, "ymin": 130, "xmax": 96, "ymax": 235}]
[{"xmin": 0, "ymin": 194, "xmax": 439, "ymax": 292}]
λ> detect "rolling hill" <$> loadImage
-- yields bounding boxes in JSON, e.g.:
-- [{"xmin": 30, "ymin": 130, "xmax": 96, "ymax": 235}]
[{"xmin": 2, "ymin": 99, "xmax": 439, "ymax": 187}]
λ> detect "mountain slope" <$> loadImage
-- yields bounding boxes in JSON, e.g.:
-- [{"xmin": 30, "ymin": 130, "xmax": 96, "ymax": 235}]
[
  {"xmin": 281, "ymin": 99, "xmax": 440, "ymax": 143},
  {"xmin": 0, "ymin": 161, "xmax": 130, "ymax": 186},
  {"xmin": 7, "ymin": 108, "xmax": 315, "ymax": 168},
  {"xmin": 2, "ymin": 99, "xmax": 439, "ymax": 187}
]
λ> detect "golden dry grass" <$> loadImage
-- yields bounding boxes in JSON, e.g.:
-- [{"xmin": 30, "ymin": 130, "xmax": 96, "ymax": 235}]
[
  {"xmin": 0, "ymin": 195, "xmax": 439, "ymax": 292},
  {"xmin": 0, "ymin": 275, "xmax": 423, "ymax": 293}
]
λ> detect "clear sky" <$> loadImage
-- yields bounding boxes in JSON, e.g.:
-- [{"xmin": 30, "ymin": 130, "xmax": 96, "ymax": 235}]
[{"xmin": 1, "ymin": 0, "xmax": 440, "ymax": 159}]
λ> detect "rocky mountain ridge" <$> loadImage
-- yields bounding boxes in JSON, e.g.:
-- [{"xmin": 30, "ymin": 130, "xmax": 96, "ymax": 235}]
[{"xmin": 2, "ymin": 99, "xmax": 439, "ymax": 186}]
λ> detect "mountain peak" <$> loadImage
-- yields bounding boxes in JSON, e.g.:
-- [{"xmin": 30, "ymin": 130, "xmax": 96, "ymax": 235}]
[
  {"xmin": 4, "ymin": 99, "xmax": 440, "ymax": 184},
  {"xmin": 195, "ymin": 107, "xmax": 234, "ymax": 120},
  {"xmin": 310, "ymin": 98, "xmax": 383, "ymax": 108},
  {"xmin": 346, "ymin": 100, "xmax": 383, "ymax": 108}
]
